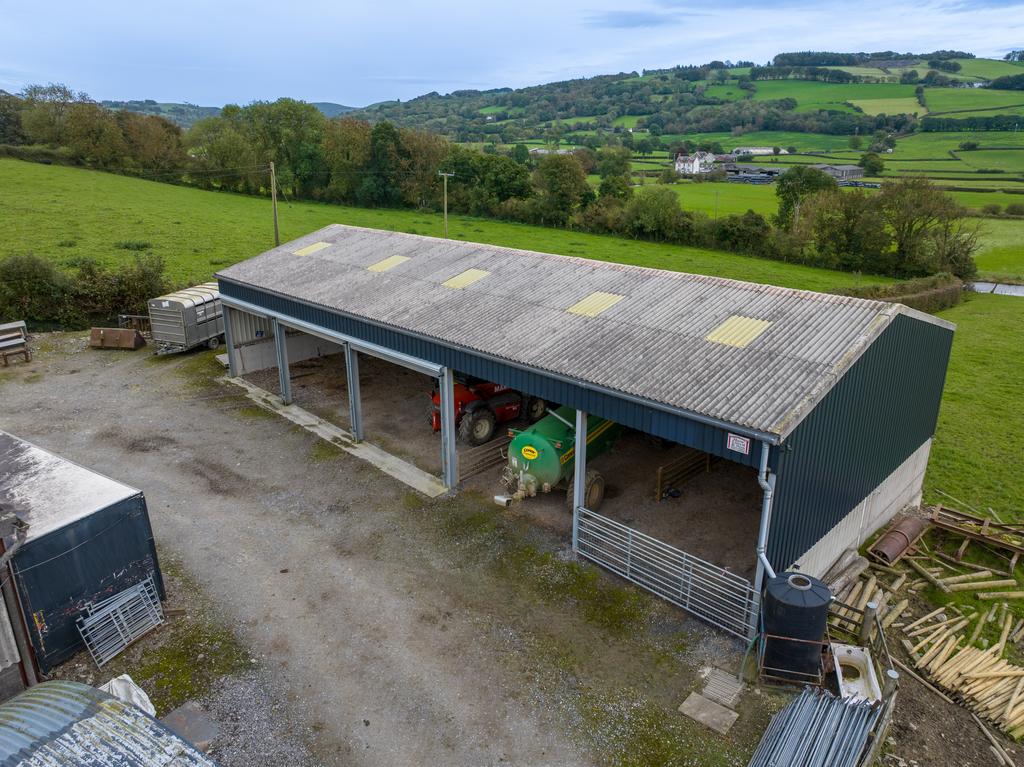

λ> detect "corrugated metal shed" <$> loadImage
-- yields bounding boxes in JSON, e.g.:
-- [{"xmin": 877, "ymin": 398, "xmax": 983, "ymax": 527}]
[
  {"xmin": 768, "ymin": 313, "xmax": 954, "ymax": 571},
  {"xmin": 0, "ymin": 432, "xmax": 136, "ymax": 545},
  {"xmin": 218, "ymin": 225, "xmax": 951, "ymax": 439},
  {"xmin": 0, "ymin": 680, "xmax": 216, "ymax": 766},
  {"xmin": 0, "ymin": 432, "xmax": 164, "ymax": 673}
]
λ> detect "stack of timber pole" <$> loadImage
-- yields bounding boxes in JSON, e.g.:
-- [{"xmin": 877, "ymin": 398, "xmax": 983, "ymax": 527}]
[{"xmin": 900, "ymin": 602, "xmax": 1024, "ymax": 743}]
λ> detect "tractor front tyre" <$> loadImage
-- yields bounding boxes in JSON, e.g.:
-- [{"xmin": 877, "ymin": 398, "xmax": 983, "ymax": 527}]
[
  {"xmin": 525, "ymin": 396, "xmax": 547, "ymax": 423},
  {"xmin": 459, "ymin": 407, "xmax": 497, "ymax": 446},
  {"xmin": 565, "ymin": 469, "xmax": 606, "ymax": 511}
]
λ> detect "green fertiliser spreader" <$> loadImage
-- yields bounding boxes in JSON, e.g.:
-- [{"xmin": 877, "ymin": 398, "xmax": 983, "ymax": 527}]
[{"xmin": 495, "ymin": 406, "xmax": 621, "ymax": 510}]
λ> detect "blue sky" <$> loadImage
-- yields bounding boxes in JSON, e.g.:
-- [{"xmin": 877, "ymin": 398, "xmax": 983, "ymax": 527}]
[{"xmin": 2, "ymin": 0, "xmax": 1023, "ymax": 106}]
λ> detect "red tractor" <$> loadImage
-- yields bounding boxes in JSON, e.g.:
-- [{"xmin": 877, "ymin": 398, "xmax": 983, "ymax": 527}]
[{"xmin": 430, "ymin": 378, "xmax": 547, "ymax": 445}]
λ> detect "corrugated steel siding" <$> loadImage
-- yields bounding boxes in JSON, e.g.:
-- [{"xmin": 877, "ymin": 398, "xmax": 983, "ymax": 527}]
[
  {"xmin": 0, "ymin": 680, "xmax": 216, "ymax": 766},
  {"xmin": 11, "ymin": 495, "xmax": 164, "ymax": 673},
  {"xmin": 217, "ymin": 224, "xmax": 933, "ymax": 437},
  {"xmin": 767, "ymin": 314, "xmax": 954, "ymax": 571},
  {"xmin": 226, "ymin": 306, "xmax": 273, "ymax": 346},
  {"xmin": 221, "ymin": 281, "xmax": 763, "ymax": 468}
]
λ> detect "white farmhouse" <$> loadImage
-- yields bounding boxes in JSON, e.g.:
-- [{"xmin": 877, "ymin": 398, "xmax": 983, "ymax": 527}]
[{"xmin": 674, "ymin": 151, "xmax": 717, "ymax": 175}]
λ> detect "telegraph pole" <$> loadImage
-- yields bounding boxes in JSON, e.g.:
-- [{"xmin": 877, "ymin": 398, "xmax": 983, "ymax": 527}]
[
  {"xmin": 270, "ymin": 162, "xmax": 280, "ymax": 247},
  {"xmin": 438, "ymin": 171, "xmax": 454, "ymax": 237}
]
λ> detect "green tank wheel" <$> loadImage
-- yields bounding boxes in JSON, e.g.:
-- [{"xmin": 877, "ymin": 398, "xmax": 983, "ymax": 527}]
[{"xmin": 565, "ymin": 469, "xmax": 606, "ymax": 511}]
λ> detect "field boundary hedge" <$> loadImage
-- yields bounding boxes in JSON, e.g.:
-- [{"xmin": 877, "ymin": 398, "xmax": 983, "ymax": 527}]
[{"xmin": 836, "ymin": 273, "xmax": 964, "ymax": 313}]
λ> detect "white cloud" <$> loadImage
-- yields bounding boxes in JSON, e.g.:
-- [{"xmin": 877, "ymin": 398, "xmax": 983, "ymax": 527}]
[{"xmin": 1, "ymin": 0, "xmax": 1023, "ymax": 104}]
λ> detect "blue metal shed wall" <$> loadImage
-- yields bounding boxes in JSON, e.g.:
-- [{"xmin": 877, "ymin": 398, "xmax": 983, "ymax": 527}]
[
  {"xmin": 767, "ymin": 313, "xmax": 953, "ymax": 571},
  {"xmin": 220, "ymin": 280, "xmax": 762, "ymax": 468},
  {"xmin": 11, "ymin": 494, "xmax": 164, "ymax": 673}
]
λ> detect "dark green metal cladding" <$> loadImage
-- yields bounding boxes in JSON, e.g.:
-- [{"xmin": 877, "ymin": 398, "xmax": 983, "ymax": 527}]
[{"xmin": 767, "ymin": 313, "xmax": 954, "ymax": 572}]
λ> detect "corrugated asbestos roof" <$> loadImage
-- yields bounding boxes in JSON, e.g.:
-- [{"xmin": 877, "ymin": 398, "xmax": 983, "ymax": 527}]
[
  {"xmin": 0, "ymin": 432, "xmax": 138, "ymax": 544},
  {"xmin": 218, "ymin": 225, "xmax": 952, "ymax": 438},
  {"xmin": 0, "ymin": 681, "xmax": 216, "ymax": 766}
]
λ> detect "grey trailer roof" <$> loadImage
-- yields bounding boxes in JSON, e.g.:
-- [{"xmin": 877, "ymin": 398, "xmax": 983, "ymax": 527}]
[
  {"xmin": 0, "ymin": 431, "xmax": 138, "ymax": 544},
  {"xmin": 0, "ymin": 681, "xmax": 216, "ymax": 766},
  {"xmin": 218, "ymin": 225, "xmax": 952, "ymax": 438},
  {"xmin": 149, "ymin": 282, "xmax": 219, "ymax": 309}
]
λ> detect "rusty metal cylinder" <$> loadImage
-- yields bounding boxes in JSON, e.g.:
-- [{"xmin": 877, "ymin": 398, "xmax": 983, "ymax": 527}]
[{"xmin": 869, "ymin": 517, "xmax": 928, "ymax": 565}]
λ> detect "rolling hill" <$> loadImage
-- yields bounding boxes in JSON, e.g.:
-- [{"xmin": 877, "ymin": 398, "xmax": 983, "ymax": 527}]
[{"xmin": 100, "ymin": 99, "xmax": 357, "ymax": 128}]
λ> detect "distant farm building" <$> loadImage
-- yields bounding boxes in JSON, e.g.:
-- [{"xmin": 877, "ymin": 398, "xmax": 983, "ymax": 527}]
[
  {"xmin": 722, "ymin": 163, "xmax": 788, "ymax": 183},
  {"xmin": 733, "ymin": 147, "xmax": 788, "ymax": 156},
  {"xmin": 216, "ymin": 225, "xmax": 954, "ymax": 640},
  {"xmin": 528, "ymin": 147, "xmax": 574, "ymax": 156},
  {"xmin": 675, "ymin": 151, "xmax": 717, "ymax": 175},
  {"xmin": 811, "ymin": 164, "xmax": 866, "ymax": 181}
]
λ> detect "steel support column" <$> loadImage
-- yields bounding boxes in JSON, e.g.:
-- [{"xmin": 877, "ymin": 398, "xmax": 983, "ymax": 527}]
[
  {"xmin": 222, "ymin": 306, "xmax": 238, "ymax": 377},
  {"xmin": 438, "ymin": 366, "xmax": 458, "ymax": 492},
  {"xmin": 271, "ymin": 317, "xmax": 292, "ymax": 405},
  {"xmin": 345, "ymin": 343, "xmax": 363, "ymax": 441},
  {"xmin": 572, "ymin": 409, "xmax": 588, "ymax": 552}
]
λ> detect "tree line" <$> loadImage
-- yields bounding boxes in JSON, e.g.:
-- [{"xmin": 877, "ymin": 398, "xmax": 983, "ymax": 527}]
[
  {"xmin": 772, "ymin": 51, "xmax": 973, "ymax": 67},
  {"xmin": 0, "ymin": 83, "xmax": 977, "ymax": 285}
]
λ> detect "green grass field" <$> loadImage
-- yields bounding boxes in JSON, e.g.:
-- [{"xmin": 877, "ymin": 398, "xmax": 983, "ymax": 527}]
[
  {"xmin": 671, "ymin": 182, "xmax": 777, "ymax": 217},
  {"xmin": 924, "ymin": 294, "xmax": 1023, "ymax": 517},
  {"xmin": 946, "ymin": 189, "xmax": 1024, "ymax": 210},
  {"xmin": 752, "ymin": 80, "xmax": 916, "ymax": 111},
  {"xmin": 950, "ymin": 58, "xmax": 1024, "ymax": 81},
  {"xmin": 956, "ymin": 149, "xmax": 1024, "ymax": 172},
  {"xmin": 925, "ymin": 88, "xmax": 1024, "ymax": 116},
  {"xmin": 0, "ymin": 159, "xmax": 890, "ymax": 292},
  {"xmin": 612, "ymin": 115, "xmax": 644, "ymax": 128},
  {"xmin": 704, "ymin": 84, "xmax": 748, "ymax": 102},
  {"xmin": 849, "ymin": 97, "xmax": 924, "ymax": 116},
  {"xmin": 973, "ymin": 218, "xmax": 1024, "ymax": 280},
  {"xmin": 659, "ymin": 131, "xmax": 854, "ymax": 152},
  {"xmin": 892, "ymin": 131, "xmax": 1024, "ymax": 159}
]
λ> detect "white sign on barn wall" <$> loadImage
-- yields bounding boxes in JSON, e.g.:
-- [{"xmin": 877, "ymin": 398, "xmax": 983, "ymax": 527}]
[{"xmin": 726, "ymin": 433, "xmax": 751, "ymax": 455}]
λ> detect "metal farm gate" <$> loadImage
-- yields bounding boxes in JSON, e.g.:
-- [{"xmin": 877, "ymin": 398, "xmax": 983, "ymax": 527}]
[{"xmin": 576, "ymin": 508, "xmax": 760, "ymax": 639}]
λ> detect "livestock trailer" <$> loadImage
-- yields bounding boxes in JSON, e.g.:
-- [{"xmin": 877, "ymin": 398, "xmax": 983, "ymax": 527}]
[
  {"xmin": 148, "ymin": 282, "xmax": 224, "ymax": 354},
  {"xmin": 0, "ymin": 431, "xmax": 164, "ymax": 675}
]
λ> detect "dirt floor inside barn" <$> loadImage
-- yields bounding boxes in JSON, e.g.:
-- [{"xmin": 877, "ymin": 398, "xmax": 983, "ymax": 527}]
[
  {"xmin": 0, "ymin": 334, "xmax": 1009, "ymax": 767},
  {"xmin": 244, "ymin": 348, "xmax": 764, "ymax": 580}
]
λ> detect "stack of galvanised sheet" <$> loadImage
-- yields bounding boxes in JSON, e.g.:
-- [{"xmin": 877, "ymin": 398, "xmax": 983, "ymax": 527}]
[{"xmin": 747, "ymin": 687, "xmax": 881, "ymax": 767}]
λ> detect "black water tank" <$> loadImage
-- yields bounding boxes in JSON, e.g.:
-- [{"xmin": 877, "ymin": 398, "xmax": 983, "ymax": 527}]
[{"xmin": 762, "ymin": 572, "xmax": 831, "ymax": 680}]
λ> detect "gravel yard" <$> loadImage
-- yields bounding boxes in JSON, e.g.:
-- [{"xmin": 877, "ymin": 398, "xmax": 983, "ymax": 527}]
[{"xmin": 0, "ymin": 334, "xmax": 780, "ymax": 766}]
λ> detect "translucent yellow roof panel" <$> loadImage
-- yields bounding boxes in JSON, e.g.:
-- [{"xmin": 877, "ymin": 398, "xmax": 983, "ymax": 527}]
[
  {"xmin": 566, "ymin": 292, "xmax": 624, "ymax": 317},
  {"xmin": 442, "ymin": 268, "xmax": 489, "ymax": 289},
  {"xmin": 367, "ymin": 255, "xmax": 409, "ymax": 272},
  {"xmin": 293, "ymin": 241, "xmax": 330, "ymax": 257},
  {"xmin": 706, "ymin": 315, "xmax": 772, "ymax": 348}
]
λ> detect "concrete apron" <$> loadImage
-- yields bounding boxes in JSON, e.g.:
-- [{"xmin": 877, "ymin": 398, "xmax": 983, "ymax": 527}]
[{"xmin": 224, "ymin": 376, "xmax": 448, "ymax": 498}]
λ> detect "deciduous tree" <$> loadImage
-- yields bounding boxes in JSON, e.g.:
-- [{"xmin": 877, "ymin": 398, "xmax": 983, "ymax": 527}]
[{"xmin": 774, "ymin": 165, "xmax": 837, "ymax": 228}]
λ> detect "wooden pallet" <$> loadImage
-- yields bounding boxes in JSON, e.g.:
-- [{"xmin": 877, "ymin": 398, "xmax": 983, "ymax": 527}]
[{"xmin": 654, "ymin": 448, "xmax": 721, "ymax": 501}]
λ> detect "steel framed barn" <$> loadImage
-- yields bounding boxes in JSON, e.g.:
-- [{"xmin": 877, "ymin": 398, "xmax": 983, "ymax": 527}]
[{"xmin": 217, "ymin": 224, "xmax": 954, "ymax": 638}]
